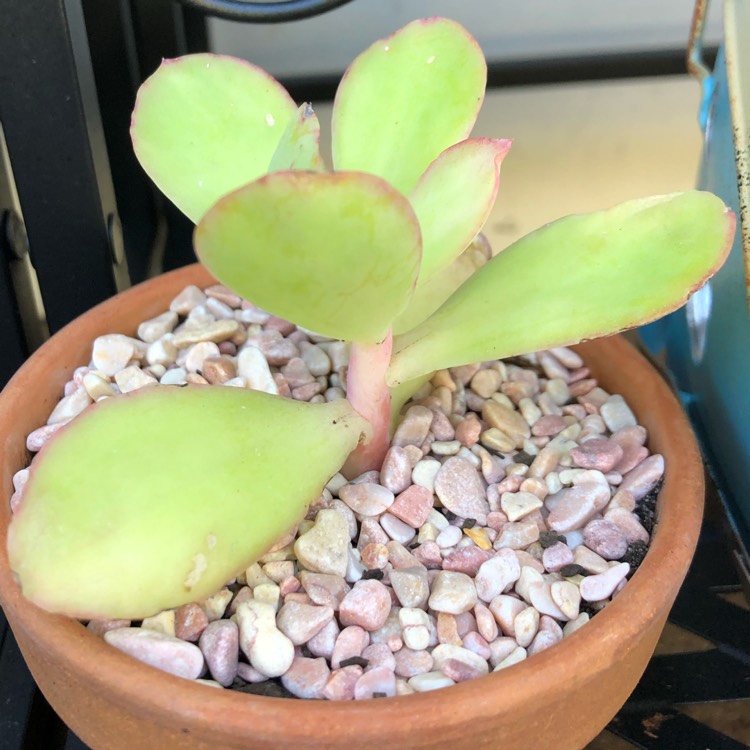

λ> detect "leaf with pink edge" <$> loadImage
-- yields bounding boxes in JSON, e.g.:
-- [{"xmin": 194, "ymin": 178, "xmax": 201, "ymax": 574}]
[
  {"xmin": 409, "ymin": 138, "xmax": 510, "ymax": 285},
  {"xmin": 131, "ymin": 53, "xmax": 297, "ymax": 222},
  {"xmin": 388, "ymin": 191, "xmax": 735, "ymax": 385},
  {"xmin": 268, "ymin": 103, "xmax": 324, "ymax": 172},
  {"xmin": 331, "ymin": 18, "xmax": 487, "ymax": 195},
  {"xmin": 7, "ymin": 386, "xmax": 368, "ymax": 619},
  {"xmin": 195, "ymin": 170, "xmax": 422, "ymax": 343}
]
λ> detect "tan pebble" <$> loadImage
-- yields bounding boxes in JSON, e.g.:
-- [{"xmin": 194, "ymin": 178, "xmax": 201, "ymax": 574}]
[
  {"xmin": 501, "ymin": 490, "xmax": 543, "ymax": 522},
  {"xmin": 411, "ymin": 458, "xmax": 441, "ymax": 492},
  {"xmin": 262, "ymin": 560, "xmax": 295, "ymax": 583},
  {"xmin": 252, "ymin": 582, "xmax": 280, "ymax": 610},
  {"xmin": 82, "ymin": 371, "xmax": 116, "ymax": 400},
  {"xmin": 450, "ymin": 363, "xmax": 481, "ymax": 385},
  {"xmin": 201, "ymin": 356, "xmax": 236, "ymax": 384},
  {"xmin": 361, "ymin": 543, "xmax": 389, "ymax": 569},
  {"xmin": 513, "ymin": 607, "xmax": 540, "ymax": 648},
  {"xmin": 294, "ymin": 510, "xmax": 350, "ymax": 577},
  {"xmin": 501, "ymin": 380, "xmax": 535, "ymax": 404},
  {"xmin": 480, "ymin": 428, "xmax": 516, "ymax": 453},
  {"xmin": 551, "ymin": 580, "xmax": 581, "ymax": 620},
  {"xmin": 200, "ymin": 588, "xmax": 233, "ymax": 621},
  {"xmin": 488, "ymin": 637, "xmax": 519, "ymax": 667},
  {"xmin": 91, "ymin": 334, "xmax": 142, "ymax": 376},
  {"xmin": 494, "ymin": 520, "xmax": 539, "ymax": 550},
  {"xmin": 147, "ymin": 337, "xmax": 178, "ymax": 368},
  {"xmin": 390, "ymin": 567, "xmax": 429, "ymax": 609},
  {"xmin": 475, "ymin": 549, "xmax": 521, "ymax": 601},
  {"xmin": 563, "ymin": 612, "xmax": 590, "ymax": 636},
  {"xmin": 607, "ymin": 488, "xmax": 637, "ymax": 512},
  {"xmin": 470, "ymin": 368, "xmax": 502, "ymax": 398},
  {"xmin": 385, "ymin": 541, "xmax": 423, "ymax": 570},
  {"xmin": 527, "ymin": 581, "xmax": 566, "ymax": 620},
  {"xmin": 429, "ymin": 571, "xmax": 478, "ymax": 614},
  {"xmin": 172, "ymin": 319, "xmax": 240, "ymax": 348},
  {"xmin": 185, "ymin": 373, "xmax": 209, "ymax": 385},
  {"xmin": 514, "ymin": 565, "xmax": 544, "ymax": 603},
  {"xmin": 482, "ymin": 400, "xmax": 530, "ymax": 440},
  {"xmin": 536, "ymin": 392, "xmax": 562, "ymax": 417},
  {"xmin": 432, "ymin": 369, "xmax": 457, "ymax": 392},
  {"xmin": 488, "ymin": 595, "xmax": 526, "ymax": 637},
  {"xmin": 528, "ymin": 445, "xmax": 560, "ymax": 478},
  {"xmin": 138, "ymin": 311, "xmax": 178, "ymax": 343},
  {"xmin": 573, "ymin": 545, "xmax": 610, "ymax": 574},
  {"xmin": 114, "ymin": 365, "xmax": 157, "ymax": 393}
]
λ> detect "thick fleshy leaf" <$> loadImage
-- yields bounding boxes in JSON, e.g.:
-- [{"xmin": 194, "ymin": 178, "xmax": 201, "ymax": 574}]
[
  {"xmin": 331, "ymin": 18, "xmax": 487, "ymax": 195},
  {"xmin": 393, "ymin": 233, "xmax": 493, "ymax": 336},
  {"xmin": 388, "ymin": 192, "xmax": 735, "ymax": 385},
  {"xmin": 268, "ymin": 103, "xmax": 324, "ymax": 172},
  {"xmin": 195, "ymin": 171, "xmax": 422, "ymax": 344},
  {"xmin": 131, "ymin": 54, "xmax": 297, "ymax": 222},
  {"xmin": 7, "ymin": 387, "xmax": 368, "ymax": 619},
  {"xmin": 410, "ymin": 138, "xmax": 511, "ymax": 284}
]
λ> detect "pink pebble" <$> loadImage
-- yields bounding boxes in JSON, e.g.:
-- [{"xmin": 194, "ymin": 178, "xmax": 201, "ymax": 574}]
[
  {"xmin": 583, "ymin": 519, "xmax": 629, "ymax": 560},
  {"xmin": 339, "ymin": 580, "xmax": 392, "ymax": 631},
  {"xmin": 531, "ymin": 415, "xmax": 567, "ymax": 437},
  {"xmin": 281, "ymin": 656, "xmax": 331, "ymax": 699},
  {"xmin": 389, "ymin": 484, "xmax": 433, "ymax": 528},
  {"xmin": 379, "ymin": 447, "xmax": 413, "ymax": 493},
  {"xmin": 331, "ymin": 626, "xmax": 370, "ymax": 669},
  {"xmin": 570, "ymin": 438, "xmax": 624, "ymax": 472},
  {"xmin": 441, "ymin": 658, "xmax": 486, "ymax": 683},
  {"xmin": 542, "ymin": 541, "xmax": 574, "ymax": 572},
  {"xmin": 442, "ymin": 546, "xmax": 492, "ymax": 576},
  {"xmin": 394, "ymin": 648, "xmax": 434, "ymax": 677},
  {"xmin": 462, "ymin": 631, "xmax": 491, "ymax": 660},
  {"xmin": 354, "ymin": 666, "xmax": 397, "ymax": 699},
  {"xmin": 580, "ymin": 562, "xmax": 630, "ymax": 602},
  {"xmin": 323, "ymin": 665, "xmax": 363, "ymax": 700},
  {"xmin": 361, "ymin": 643, "xmax": 397, "ymax": 672}
]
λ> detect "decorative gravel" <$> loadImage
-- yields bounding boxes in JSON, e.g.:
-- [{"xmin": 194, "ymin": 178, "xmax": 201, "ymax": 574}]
[{"xmin": 10, "ymin": 283, "xmax": 664, "ymax": 699}]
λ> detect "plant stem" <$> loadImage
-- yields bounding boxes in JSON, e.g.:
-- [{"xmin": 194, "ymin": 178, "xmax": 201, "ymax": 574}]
[{"xmin": 342, "ymin": 330, "xmax": 393, "ymax": 478}]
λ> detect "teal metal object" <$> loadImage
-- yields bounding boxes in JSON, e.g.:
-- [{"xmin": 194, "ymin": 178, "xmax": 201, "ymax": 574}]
[{"xmin": 643, "ymin": 0, "xmax": 750, "ymax": 552}]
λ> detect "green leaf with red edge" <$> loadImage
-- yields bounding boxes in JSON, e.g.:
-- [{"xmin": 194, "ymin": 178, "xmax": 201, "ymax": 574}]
[
  {"xmin": 268, "ymin": 103, "xmax": 324, "ymax": 172},
  {"xmin": 331, "ymin": 18, "xmax": 487, "ymax": 195},
  {"xmin": 131, "ymin": 53, "xmax": 298, "ymax": 223},
  {"xmin": 409, "ymin": 138, "xmax": 511, "ymax": 285},
  {"xmin": 388, "ymin": 191, "xmax": 735, "ymax": 385},
  {"xmin": 195, "ymin": 170, "xmax": 422, "ymax": 344},
  {"xmin": 7, "ymin": 386, "xmax": 368, "ymax": 619}
]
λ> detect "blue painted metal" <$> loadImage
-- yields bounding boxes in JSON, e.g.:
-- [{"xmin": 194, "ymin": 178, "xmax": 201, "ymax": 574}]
[{"xmin": 642, "ymin": 39, "xmax": 750, "ymax": 548}]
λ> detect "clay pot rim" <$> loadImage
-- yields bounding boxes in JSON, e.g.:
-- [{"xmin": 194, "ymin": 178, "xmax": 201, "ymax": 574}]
[{"xmin": 0, "ymin": 263, "xmax": 703, "ymax": 735}]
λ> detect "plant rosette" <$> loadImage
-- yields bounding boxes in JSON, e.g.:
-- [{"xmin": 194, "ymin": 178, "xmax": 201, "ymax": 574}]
[{"xmin": 0, "ymin": 15, "xmax": 736, "ymax": 750}]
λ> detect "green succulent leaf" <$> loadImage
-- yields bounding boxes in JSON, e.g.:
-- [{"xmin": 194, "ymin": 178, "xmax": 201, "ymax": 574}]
[
  {"xmin": 389, "ymin": 191, "xmax": 735, "ymax": 385},
  {"xmin": 331, "ymin": 18, "xmax": 487, "ymax": 195},
  {"xmin": 195, "ymin": 170, "xmax": 422, "ymax": 344},
  {"xmin": 393, "ymin": 234, "xmax": 492, "ymax": 335},
  {"xmin": 131, "ymin": 53, "xmax": 298, "ymax": 222},
  {"xmin": 410, "ymin": 138, "xmax": 511, "ymax": 285},
  {"xmin": 7, "ymin": 386, "xmax": 368, "ymax": 619},
  {"xmin": 268, "ymin": 103, "xmax": 324, "ymax": 172}
]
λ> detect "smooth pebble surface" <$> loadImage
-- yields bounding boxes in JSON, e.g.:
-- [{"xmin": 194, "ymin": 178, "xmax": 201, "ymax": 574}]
[{"xmin": 13, "ymin": 283, "xmax": 662, "ymax": 700}]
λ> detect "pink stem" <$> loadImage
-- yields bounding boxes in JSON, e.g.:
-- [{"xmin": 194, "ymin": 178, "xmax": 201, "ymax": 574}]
[{"xmin": 341, "ymin": 330, "xmax": 393, "ymax": 478}]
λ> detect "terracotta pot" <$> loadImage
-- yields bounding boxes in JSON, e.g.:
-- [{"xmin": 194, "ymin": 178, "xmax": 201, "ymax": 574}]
[{"xmin": 0, "ymin": 263, "xmax": 704, "ymax": 750}]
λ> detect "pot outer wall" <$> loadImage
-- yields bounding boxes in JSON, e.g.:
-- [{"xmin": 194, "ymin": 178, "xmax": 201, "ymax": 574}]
[{"xmin": 0, "ymin": 264, "xmax": 704, "ymax": 750}]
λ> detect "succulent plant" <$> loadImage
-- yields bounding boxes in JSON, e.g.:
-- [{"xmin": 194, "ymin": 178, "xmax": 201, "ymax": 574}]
[{"xmin": 7, "ymin": 18, "xmax": 734, "ymax": 619}]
